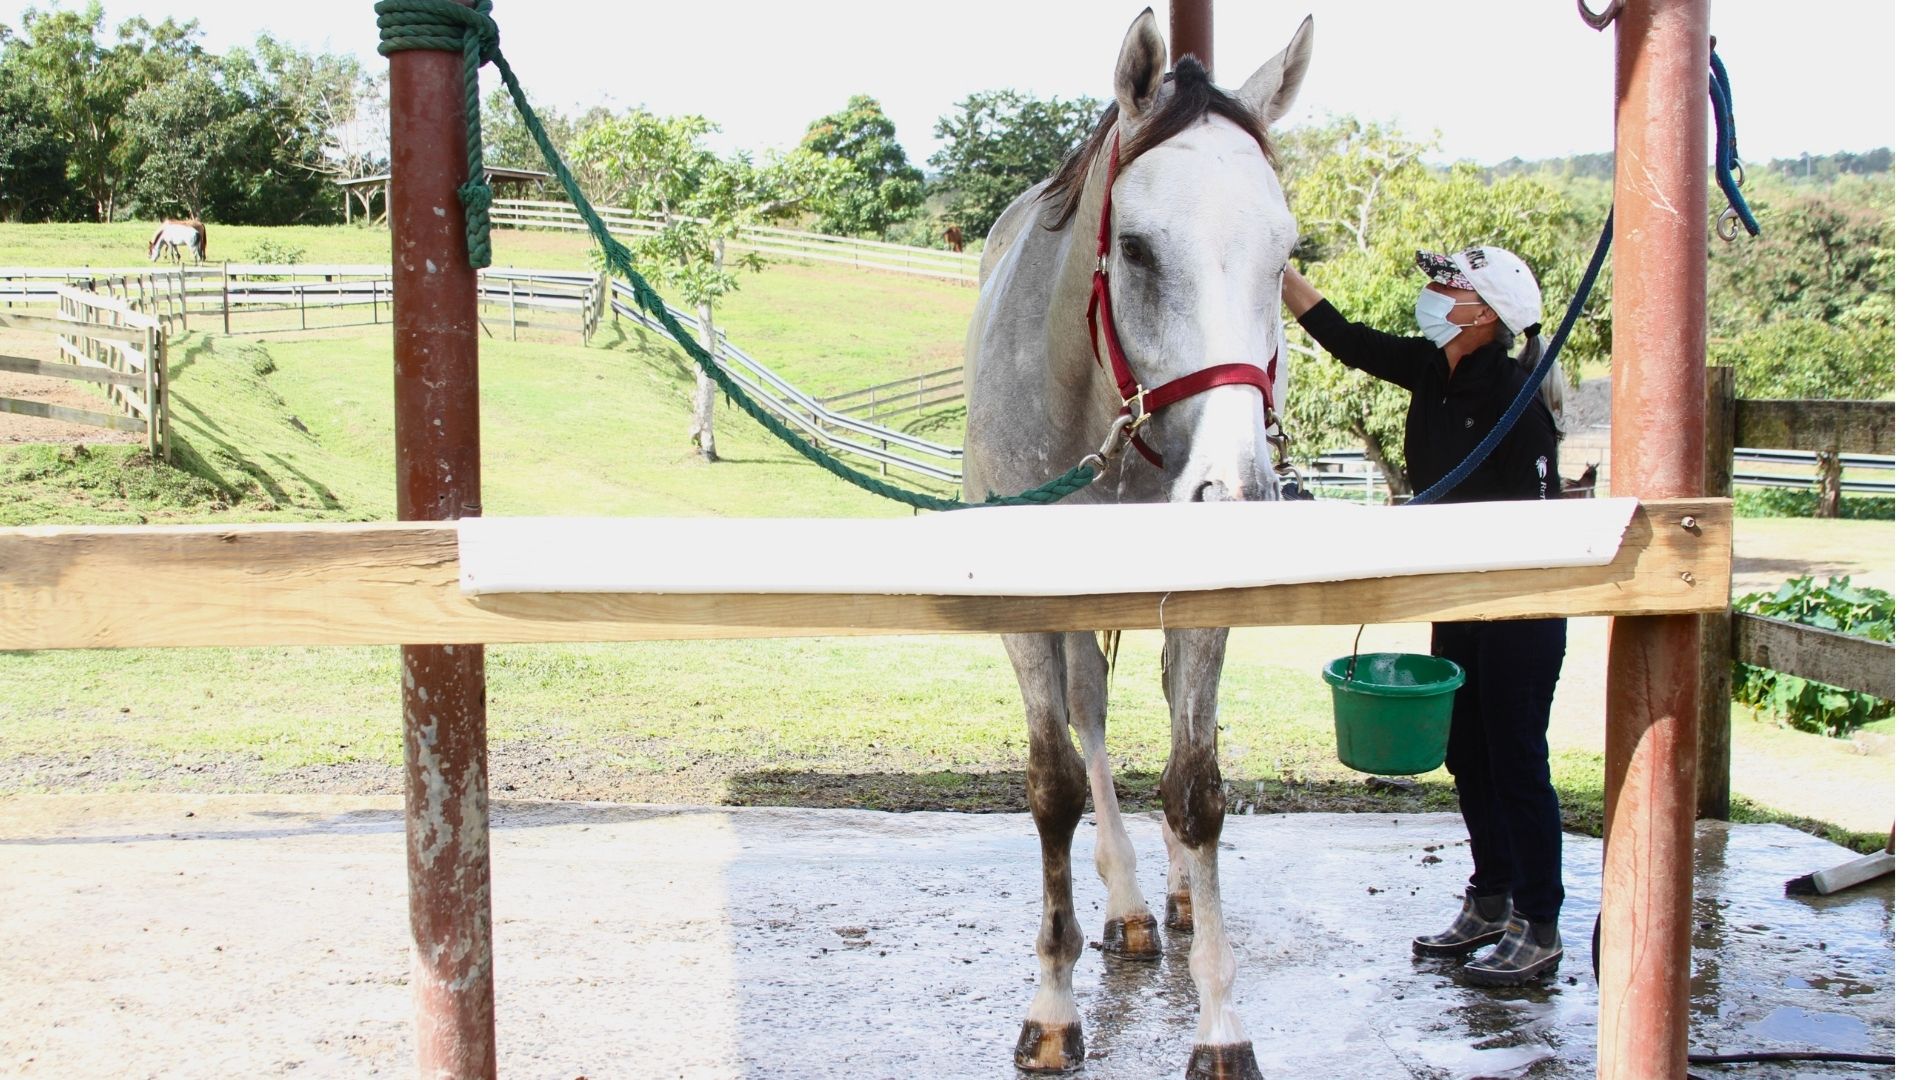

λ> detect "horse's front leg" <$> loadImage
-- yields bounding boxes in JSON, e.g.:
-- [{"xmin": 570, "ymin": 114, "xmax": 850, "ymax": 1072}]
[
  {"xmin": 1005, "ymin": 633, "xmax": 1090, "ymax": 1073},
  {"xmin": 1164, "ymin": 627, "xmax": 1262, "ymax": 1080},
  {"xmin": 1064, "ymin": 632, "xmax": 1160, "ymax": 960}
]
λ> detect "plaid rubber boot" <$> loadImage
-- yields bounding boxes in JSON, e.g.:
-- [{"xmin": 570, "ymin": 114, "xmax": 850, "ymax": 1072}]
[
  {"xmin": 1412, "ymin": 890, "xmax": 1511, "ymax": 957},
  {"xmin": 1463, "ymin": 912, "xmax": 1563, "ymax": 987}
]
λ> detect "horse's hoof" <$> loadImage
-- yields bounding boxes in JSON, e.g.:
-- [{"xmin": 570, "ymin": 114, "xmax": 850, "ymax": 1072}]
[
  {"xmin": 1102, "ymin": 913, "xmax": 1163, "ymax": 960},
  {"xmin": 1014, "ymin": 1019, "xmax": 1085, "ymax": 1073},
  {"xmin": 1186, "ymin": 1042, "xmax": 1263, "ymax": 1080},
  {"xmin": 1165, "ymin": 890, "xmax": 1195, "ymax": 932}
]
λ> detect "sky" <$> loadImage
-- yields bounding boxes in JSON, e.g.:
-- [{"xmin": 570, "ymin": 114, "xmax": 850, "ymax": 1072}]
[{"xmin": 1, "ymin": 0, "xmax": 1898, "ymax": 170}]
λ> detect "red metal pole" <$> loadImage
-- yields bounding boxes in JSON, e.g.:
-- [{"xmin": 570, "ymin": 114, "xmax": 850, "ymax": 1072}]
[
  {"xmin": 1169, "ymin": 0, "xmax": 1214, "ymax": 71},
  {"xmin": 387, "ymin": 9, "xmax": 496, "ymax": 1077},
  {"xmin": 1601, "ymin": 0, "xmax": 1710, "ymax": 1077}
]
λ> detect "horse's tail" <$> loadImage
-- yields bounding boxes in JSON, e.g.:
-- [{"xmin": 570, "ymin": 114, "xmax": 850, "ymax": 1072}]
[{"xmin": 196, "ymin": 222, "xmax": 208, "ymax": 260}]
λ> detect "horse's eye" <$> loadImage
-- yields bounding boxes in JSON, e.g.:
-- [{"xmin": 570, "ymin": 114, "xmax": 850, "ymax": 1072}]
[{"xmin": 1119, "ymin": 236, "xmax": 1149, "ymax": 265}]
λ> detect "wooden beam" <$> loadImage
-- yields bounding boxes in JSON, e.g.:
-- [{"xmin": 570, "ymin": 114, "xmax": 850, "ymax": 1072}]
[
  {"xmin": 0, "ymin": 311, "xmax": 149, "ymax": 342},
  {"xmin": 1735, "ymin": 399, "xmax": 1895, "ymax": 455},
  {"xmin": 0, "ymin": 354, "xmax": 145, "ymax": 388},
  {"xmin": 0, "ymin": 499, "xmax": 1730, "ymax": 651},
  {"xmin": 1697, "ymin": 366, "xmax": 1735, "ymax": 820},
  {"xmin": 1734, "ymin": 612, "xmax": 1896, "ymax": 700},
  {"xmin": 0, "ymin": 397, "xmax": 146, "ymax": 433}
]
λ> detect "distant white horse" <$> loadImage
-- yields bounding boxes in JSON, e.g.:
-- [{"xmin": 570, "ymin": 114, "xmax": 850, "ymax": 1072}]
[
  {"xmin": 964, "ymin": 10, "xmax": 1312, "ymax": 1078},
  {"xmin": 148, "ymin": 219, "xmax": 207, "ymax": 263}
]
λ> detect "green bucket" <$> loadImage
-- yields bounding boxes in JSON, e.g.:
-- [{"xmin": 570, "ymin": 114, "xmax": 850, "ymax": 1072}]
[{"xmin": 1322, "ymin": 652, "xmax": 1465, "ymax": 776}]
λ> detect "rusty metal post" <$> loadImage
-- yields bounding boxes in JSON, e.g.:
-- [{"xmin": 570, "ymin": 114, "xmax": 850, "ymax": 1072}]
[
  {"xmin": 1169, "ymin": 0, "xmax": 1213, "ymax": 71},
  {"xmin": 1601, "ymin": 1, "xmax": 1710, "ymax": 1077},
  {"xmin": 387, "ymin": 9, "xmax": 496, "ymax": 1078}
]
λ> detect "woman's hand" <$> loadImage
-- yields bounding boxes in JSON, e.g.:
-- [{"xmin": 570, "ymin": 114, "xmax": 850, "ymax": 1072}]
[{"xmin": 1281, "ymin": 264, "xmax": 1324, "ymax": 318}]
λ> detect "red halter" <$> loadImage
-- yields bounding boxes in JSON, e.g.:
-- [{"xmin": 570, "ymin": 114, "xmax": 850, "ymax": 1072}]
[{"xmin": 1083, "ymin": 134, "xmax": 1279, "ymax": 469}]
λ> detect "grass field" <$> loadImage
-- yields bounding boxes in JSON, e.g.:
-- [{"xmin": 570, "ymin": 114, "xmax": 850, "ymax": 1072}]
[{"xmin": 0, "ymin": 223, "xmax": 1893, "ymax": 854}]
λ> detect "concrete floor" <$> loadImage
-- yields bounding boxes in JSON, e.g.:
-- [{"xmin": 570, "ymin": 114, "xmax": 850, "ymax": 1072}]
[{"xmin": 0, "ymin": 795, "xmax": 1894, "ymax": 1079}]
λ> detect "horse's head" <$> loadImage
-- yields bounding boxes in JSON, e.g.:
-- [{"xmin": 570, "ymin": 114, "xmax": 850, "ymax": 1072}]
[{"xmin": 1066, "ymin": 10, "xmax": 1313, "ymax": 504}]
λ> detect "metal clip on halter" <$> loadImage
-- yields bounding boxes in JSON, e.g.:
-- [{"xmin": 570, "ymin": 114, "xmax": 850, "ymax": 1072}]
[{"xmin": 1080, "ymin": 408, "xmax": 1152, "ymax": 476}]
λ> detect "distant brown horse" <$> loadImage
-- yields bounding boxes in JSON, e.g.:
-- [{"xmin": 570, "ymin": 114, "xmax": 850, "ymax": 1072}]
[
  {"xmin": 1562, "ymin": 461, "xmax": 1600, "ymax": 497},
  {"xmin": 942, "ymin": 224, "xmax": 964, "ymax": 252},
  {"xmin": 148, "ymin": 218, "xmax": 208, "ymax": 263}
]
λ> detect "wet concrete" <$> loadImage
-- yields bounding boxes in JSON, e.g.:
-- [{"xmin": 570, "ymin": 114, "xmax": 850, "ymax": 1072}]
[{"xmin": 0, "ymin": 796, "xmax": 1894, "ymax": 1078}]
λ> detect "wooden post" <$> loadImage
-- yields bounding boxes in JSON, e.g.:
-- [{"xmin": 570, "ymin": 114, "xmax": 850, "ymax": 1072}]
[
  {"xmin": 387, "ymin": 5, "xmax": 497, "ymax": 1076},
  {"xmin": 221, "ymin": 262, "xmax": 231, "ymax": 335},
  {"xmin": 1601, "ymin": 1, "xmax": 1709, "ymax": 1076},
  {"xmin": 1697, "ymin": 365, "xmax": 1735, "ymax": 819},
  {"xmin": 1816, "ymin": 450, "xmax": 1843, "ymax": 518},
  {"xmin": 142, "ymin": 325, "xmax": 159, "ymax": 459},
  {"xmin": 507, "ymin": 279, "xmax": 517, "ymax": 341},
  {"xmin": 299, "ymin": 284, "xmax": 308, "ymax": 331}
]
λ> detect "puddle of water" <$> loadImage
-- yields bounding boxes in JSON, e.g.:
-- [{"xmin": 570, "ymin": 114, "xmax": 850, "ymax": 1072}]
[{"xmin": 1752, "ymin": 1006, "xmax": 1874, "ymax": 1053}]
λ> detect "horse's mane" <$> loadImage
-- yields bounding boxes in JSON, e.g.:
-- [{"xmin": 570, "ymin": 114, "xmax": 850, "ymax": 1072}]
[{"xmin": 1042, "ymin": 58, "xmax": 1273, "ymax": 232}]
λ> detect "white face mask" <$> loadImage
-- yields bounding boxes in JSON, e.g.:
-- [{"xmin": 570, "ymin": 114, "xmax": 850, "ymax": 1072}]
[{"xmin": 1415, "ymin": 289, "xmax": 1462, "ymax": 348}]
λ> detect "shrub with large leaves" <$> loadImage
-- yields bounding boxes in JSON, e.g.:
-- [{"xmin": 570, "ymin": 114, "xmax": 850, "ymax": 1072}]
[{"xmin": 1732, "ymin": 575, "xmax": 1894, "ymax": 737}]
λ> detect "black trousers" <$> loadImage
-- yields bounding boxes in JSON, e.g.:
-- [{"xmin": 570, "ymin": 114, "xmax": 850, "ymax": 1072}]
[{"xmin": 1430, "ymin": 618, "xmax": 1569, "ymax": 923}]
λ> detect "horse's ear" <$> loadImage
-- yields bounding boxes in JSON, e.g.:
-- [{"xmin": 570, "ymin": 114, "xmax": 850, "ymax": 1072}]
[
  {"xmin": 1236, "ymin": 15, "xmax": 1314, "ymax": 125},
  {"xmin": 1113, "ymin": 8, "xmax": 1167, "ymax": 123}
]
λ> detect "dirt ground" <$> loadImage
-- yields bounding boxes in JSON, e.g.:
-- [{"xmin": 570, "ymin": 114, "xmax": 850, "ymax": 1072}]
[
  {"xmin": 0, "ymin": 327, "xmax": 142, "ymax": 446},
  {"xmin": 0, "ymin": 796, "xmax": 1892, "ymax": 1079}
]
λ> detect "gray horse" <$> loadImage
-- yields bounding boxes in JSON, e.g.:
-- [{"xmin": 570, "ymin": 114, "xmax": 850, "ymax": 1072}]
[{"xmin": 962, "ymin": 10, "xmax": 1313, "ymax": 1078}]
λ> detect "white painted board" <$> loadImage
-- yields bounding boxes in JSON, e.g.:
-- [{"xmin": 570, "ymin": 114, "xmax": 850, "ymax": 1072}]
[{"xmin": 457, "ymin": 498, "xmax": 1639, "ymax": 598}]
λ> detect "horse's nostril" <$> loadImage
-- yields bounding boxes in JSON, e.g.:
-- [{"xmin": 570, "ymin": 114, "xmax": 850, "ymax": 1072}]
[{"xmin": 1192, "ymin": 480, "xmax": 1230, "ymax": 503}]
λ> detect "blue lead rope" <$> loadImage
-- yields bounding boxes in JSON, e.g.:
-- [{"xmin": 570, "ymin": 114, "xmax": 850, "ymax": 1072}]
[{"xmin": 1404, "ymin": 49, "xmax": 1752, "ymax": 506}]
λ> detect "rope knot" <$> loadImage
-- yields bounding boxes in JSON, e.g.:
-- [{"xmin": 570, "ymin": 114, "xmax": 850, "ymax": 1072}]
[{"xmin": 374, "ymin": 0, "xmax": 500, "ymax": 268}]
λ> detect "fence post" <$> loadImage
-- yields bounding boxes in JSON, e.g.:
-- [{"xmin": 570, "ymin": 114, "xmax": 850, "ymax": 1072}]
[
  {"xmin": 1697, "ymin": 365, "xmax": 1735, "ymax": 819},
  {"xmin": 299, "ymin": 284, "xmax": 308, "ymax": 332},
  {"xmin": 221, "ymin": 262, "xmax": 231, "ymax": 335},
  {"xmin": 508, "ymin": 279, "xmax": 517, "ymax": 341}
]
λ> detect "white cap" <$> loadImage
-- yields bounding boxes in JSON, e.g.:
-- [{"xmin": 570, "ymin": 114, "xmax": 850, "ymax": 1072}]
[{"xmin": 1416, "ymin": 246, "xmax": 1543, "ymax": 337}]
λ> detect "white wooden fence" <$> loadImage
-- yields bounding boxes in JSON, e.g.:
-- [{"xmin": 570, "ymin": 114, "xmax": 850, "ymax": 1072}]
[
  {"xmin": 2, "ymin": 264, "xmax": 608, "ymax": 346},
  {"xmin": 490, "ymin": 199, "xmax": 981, "ymax": 284},
  {"xmin": 0, "ymin": 285, "xmax": 170, "ymax": 458}
]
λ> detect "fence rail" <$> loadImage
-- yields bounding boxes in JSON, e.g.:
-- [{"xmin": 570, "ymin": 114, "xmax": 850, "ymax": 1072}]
[
  {"xmin": 609, "ymin": 281, "xmax": 961, "ymax": 486},
  {"xmin": 819, "ymin": 365, "xmax": 966, "ymax": 422},
  {"xmin": 1733, "ymin": 613, "xmax": 1895, "ymax": 702},
  {"xmin": 490, "ymin": 199, "xmax": 980, "ymax": 283},
  {"xmin": 3, "ymin": 264, "xmax": 606, "ymax": 344},
  {"xmin": 0, "ymin": 286, "xmax": 170, "ymax": 457}
]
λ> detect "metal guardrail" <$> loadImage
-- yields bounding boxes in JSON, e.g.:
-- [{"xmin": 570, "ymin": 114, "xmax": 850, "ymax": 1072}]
[
  {"xmin": 609, "ymin": 281, "xmax": 962, "ymax": 486},
  {"xmin": 1310, "ymin": 447, "xmax": 1898, "ymax": 498}
]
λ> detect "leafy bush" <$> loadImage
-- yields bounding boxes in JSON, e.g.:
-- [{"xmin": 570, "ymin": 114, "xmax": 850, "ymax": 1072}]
[
  {"xmin": 1733, "ymin": 488, "xmax": 1896, "ymax": 520},
  {"xmin": 1733, "ymin": 575, "xmax": 1895, "ymax": 737},
  {"xmin": 242, "ymin": 237, "xmax": 307, "ymax": 265}
]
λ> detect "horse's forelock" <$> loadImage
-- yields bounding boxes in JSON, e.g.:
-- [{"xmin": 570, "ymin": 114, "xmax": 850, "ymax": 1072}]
[{"xmin": 1041, "ymin": 58, "xmax": 1273, "ymax": 232}]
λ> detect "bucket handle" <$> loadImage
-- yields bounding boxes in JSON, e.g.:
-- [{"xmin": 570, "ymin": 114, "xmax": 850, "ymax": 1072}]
[{"xmin": 1343, "ymin": 624, "xmax": 1366, "ymax": 683}]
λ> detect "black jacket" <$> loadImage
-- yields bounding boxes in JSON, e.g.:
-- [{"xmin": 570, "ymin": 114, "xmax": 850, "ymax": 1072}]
[{"xmin": 1298, "ymin": 299, "xmax": 1560, "ymax": 504}]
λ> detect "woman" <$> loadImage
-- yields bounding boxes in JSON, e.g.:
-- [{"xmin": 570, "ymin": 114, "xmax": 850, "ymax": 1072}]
[{"xmin": 1281, "ymin": 247, "xmax": 1568, "ymax": 987}]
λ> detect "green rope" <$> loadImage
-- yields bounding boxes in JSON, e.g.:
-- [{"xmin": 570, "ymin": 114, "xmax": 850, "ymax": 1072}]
[
  {"xmin": 370, "ymin": 0, "xmax": 1096, "ymax": 511},
  {"xmin": 375, "ymin": 0, "xmax": 497, "ymax": 267}
]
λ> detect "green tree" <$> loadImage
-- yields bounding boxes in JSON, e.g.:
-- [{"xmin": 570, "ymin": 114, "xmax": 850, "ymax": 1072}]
[
  {"xmin": 928, "ymin": 90, "xmax": 1101, "ymax": 241},
  {"xmin": 11, "ymin": 3, "xmax": 201, "ymax": 220},
  {"xmin": 798, "ymin": 94, "xmax": 924, "ymax": 237},
  {"xmin": 576, "ymin": 109, "xmax": 846, "ymax": 459},
  {"xmin": 0, "ymin": 42, "xmax": 77, "ymax": 221},
  {"xmin": 123, "ymin": 67, "xmax": 241, "ymax": 220},
  {"xmin": 1280, "ymin": 118, "xmax": 1606, "ymax": 495}
]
